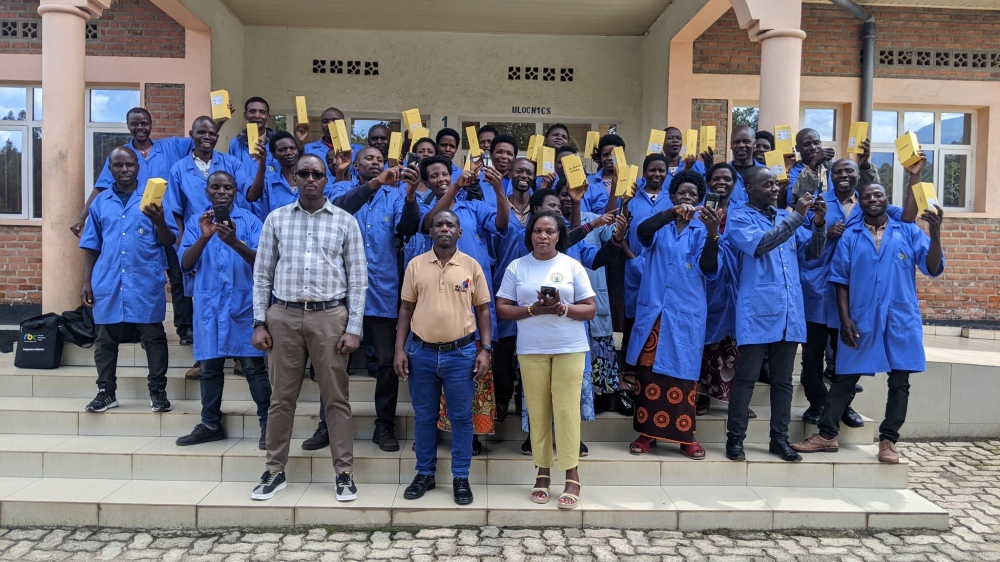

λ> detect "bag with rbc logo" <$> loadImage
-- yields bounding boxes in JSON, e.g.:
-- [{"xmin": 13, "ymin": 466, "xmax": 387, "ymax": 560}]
[{"xmin": 14, "ymin": 313, "xmax": 63, "ymax": 369}]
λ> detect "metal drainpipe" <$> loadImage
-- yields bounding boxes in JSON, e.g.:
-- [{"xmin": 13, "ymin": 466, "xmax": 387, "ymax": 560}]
[{"xmin": 828, "ymin": 0, "xmax": 875, "ymax": 123}]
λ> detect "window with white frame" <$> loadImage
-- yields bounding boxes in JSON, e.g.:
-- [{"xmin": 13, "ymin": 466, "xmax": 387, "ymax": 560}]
[
  {"xmin": 0, "ymin": 86, "xmax": 42, "ymax": 219},
  {"xmin": 870, "ymin": 108, "xmax": 975, "ymax": 211},
  {"xmin": 85, "ymin": 88, "xmax": 140, "ymax": 199},
  {"xmin": 802, "ymin": 107, "xmax": 840, "ymax": 155}
]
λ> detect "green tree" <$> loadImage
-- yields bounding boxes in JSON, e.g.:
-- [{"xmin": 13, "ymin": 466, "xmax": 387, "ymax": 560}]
[
  {"xmin": 0, "ymin": 137, "xmax": 23, "ymax": 214},
  {"xmin": 732, "ymin": 107, "xmax": 759, "ymax": 130}
]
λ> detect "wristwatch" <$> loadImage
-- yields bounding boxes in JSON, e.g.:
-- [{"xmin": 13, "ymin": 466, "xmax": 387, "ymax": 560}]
[
  {"xmin": 253, "ymin": 320, "xmax": 266, "ymax": 328},
  {"xmin": 559, "ymin": 306, "xmax": 569, "ymax": 318},
  {"xmin": 481, "ymin": 344, "xmax": 494, "ymax": 354}
]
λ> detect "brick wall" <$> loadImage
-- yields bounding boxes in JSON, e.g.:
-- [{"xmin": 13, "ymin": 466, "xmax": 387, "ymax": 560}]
[
  {"xmin": 694, "ymin": 5, "xmax": 1000, "ymax": 81},
  {"xmin": 144, "ymin": 84, "xmax": 186, "ymax": 138},
  {"xmin": 918, "ymin": 217, "xmax": 1000, "ymax": 321},
  {"xmin": 0, "ymin": 0, "xmax": 184, "ymax": 58},
  {"xmin": 0, "ymin": 225, "xmax": 42, "ymax": 304},
  {"xmin": 691, "ymin": 98, "xmax": 730, "ymax": 158}
]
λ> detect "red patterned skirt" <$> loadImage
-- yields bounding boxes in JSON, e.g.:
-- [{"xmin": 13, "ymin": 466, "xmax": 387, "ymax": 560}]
[{"xmin": 632, "ymin": 317, "xmax": 697, "ymax": 444}]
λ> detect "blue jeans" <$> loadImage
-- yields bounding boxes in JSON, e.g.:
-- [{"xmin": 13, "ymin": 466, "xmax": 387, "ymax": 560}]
[
  {"xmin": 200, "ymin": 356, "xmax": 271, "ymax": 429},
  {"xmin": 406, "ymin": 339, "xmax": 477, "ymax": 479}
]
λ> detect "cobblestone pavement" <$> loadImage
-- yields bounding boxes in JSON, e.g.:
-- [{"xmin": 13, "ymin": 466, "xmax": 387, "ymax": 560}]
[{"xmin": 1, "ymin": 441, "xmax": 1000, "ymax": 561}]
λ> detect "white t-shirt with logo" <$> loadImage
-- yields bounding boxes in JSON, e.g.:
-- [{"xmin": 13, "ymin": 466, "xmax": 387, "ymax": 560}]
[{"xmin": 497, "ymin": 252, "xmax": 596, "ymax": 355}]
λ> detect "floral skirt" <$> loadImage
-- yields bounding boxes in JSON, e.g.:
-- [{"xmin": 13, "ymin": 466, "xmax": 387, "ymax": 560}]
[
  {"xmin": 590, "ymin": 335, "xmax": 619, "ymax": 396},
  {"xmin": 698, "ymin": 336, "xmax": 740, "ymax": 403},
  {"xmin": 438, "ymin": 343, "xmax": 496, "ymax": 436},
  {"xmin": 632, "ymin": 317, "xmax": 697, "ymax": 444}
]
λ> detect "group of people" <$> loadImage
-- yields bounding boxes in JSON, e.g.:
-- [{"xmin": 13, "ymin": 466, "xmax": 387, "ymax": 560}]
[{"xmin": 72, "ymin": 96, "xmax": 945, "ymax": 510}]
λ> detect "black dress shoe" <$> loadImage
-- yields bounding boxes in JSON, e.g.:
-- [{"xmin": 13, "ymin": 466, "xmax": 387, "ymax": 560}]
[
  {"xmin": 175, "ymin": 423, "xmax": 225, "ymax": 446},
  {"xmin": 373, "ymin": 426, "xmax": 400, "ymax": 452},
  {"xmin": 494, "ymin": 403, "xmax": 508, "ymax": 422},
  {"xmin": 520, "ymin": 436, "xmax": 532, "ymax": 455},
  {"xmin": 301, "ymin": 427, "xmax": 329, "ymax": 451},
  {"xmin": 725, "ymin": 436, "xmax": 745, "ymax": 461},
  {"xmin": 453, "ymin": 478, "xmax": 474, "ymax": 505},
  {"xmin": 769, "ymin": 439, "xmax": 803, "ymax": 462},
  {"xmin": 841, "ymin": 406, "xmax": 865, "ymax": 428},
  {"xmin": 403, "ymin": 474, "xmax": 435, "ymax": 500},
  {"xmin": 801, "ymin": 404, "xmax": 826, "ymax": 426},
  {"xmin": 178, "ymin": 328, "xmax": 193, "ymax": 346},
  {"xmin": 855, "ymin": 383, "xmax": 864, "ymax": 393}
]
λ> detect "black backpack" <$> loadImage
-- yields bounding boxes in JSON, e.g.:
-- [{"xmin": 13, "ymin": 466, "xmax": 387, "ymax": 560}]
[
  {"xmin": 14, "ymin": 313, "xmax": 64, "ymax": 369},
  {"xmin": 59, "ymin": 306, "xmax": 97, "ymax": 348}
]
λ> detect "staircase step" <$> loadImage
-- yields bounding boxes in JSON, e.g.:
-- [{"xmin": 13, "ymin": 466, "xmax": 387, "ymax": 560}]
[
  {"xmin": 0, "ymin": 397, "xmax": 876, "ymax": 445},
  {"xmin": 0, "ymin": 434, "xmax": 907, "ymax": 489},
  {"xmin": 0, "ymin": 476, "xmax": 946, "ymax": 530}
]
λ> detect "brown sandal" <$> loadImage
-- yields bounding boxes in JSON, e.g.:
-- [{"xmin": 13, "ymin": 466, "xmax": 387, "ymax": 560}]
[
  {"xmin": 681, "ymin": 441, "xmax": 706, "ymax": 459},
  {"xmin": 629, "ymin": 436, "xmax": 657, "ymax": 455}
]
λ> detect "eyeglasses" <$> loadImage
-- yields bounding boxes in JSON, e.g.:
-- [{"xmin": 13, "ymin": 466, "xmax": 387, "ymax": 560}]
[{"xmin": 294, "ymin": 170, "xmax": 327, "ymax": 180}]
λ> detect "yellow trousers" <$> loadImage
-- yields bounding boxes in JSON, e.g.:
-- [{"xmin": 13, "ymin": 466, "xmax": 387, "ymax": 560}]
[{"xmin": 518, "ymin": 352, "xmax": 586, "ymax": 471}]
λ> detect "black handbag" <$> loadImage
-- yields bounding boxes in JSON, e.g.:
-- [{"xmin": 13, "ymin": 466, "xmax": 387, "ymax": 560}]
[
  {"xmin": 59, "ymin": 306, "xmax": 97, "ymax": 348},
  {"xmin": 14, "ymin": 313, "xmax": 64, "ymax": 369}
]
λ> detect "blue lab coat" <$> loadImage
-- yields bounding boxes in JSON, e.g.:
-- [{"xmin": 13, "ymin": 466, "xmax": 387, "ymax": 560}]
[
  {"xmin": 163, "ymin": 151, "xmax": 253, "ymax": 231},
  {"xmin": 94, "ymin": 137, "xmax": 194, "ymax": 190}
]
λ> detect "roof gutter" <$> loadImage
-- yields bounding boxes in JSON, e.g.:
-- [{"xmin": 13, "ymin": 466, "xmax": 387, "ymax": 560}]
[{"xmin": 828, "ymin": 0, "xmax": 875, "ymax": 123}]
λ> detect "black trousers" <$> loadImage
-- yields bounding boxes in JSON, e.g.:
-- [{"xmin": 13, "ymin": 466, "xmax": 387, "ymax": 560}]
[
  {"xmin": 820, "ymin": 370, "xmax": 911, "ymax": 442},
  {"xmin": 801, "ymin": 321, "xmax": 840, "ymax": 407},
  {"xmin": 365, "ymin": 316, "xmax": 398, "ymax": 429},
  {"xmin": 94, "ymin": 322, "xmax": 168, "ymax": 394},
  {"xmin": 164, "ymin": 245, "xmax": 192, "ymax": 332},
  {"xmin": 727, "ymin": 341, "xmax": 798, "ymax": 442},
  {"xmin": 492, "ymin": 336, "xmax": 518, "ymax": 408}
]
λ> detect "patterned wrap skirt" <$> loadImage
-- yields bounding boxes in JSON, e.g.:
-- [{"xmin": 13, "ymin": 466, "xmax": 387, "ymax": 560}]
[
  {"xmin": 632, "ymin": 317, "xmax": 697, "ymax": 444},
  {"xmin": 438, "ymin": 342, "xmax": 497, "ymax": 435},
  {"xmin": 590, "ymin": 335, "xmax": 620, "ymax": 396},
  {"xmin": 698, "ymin": 335, "xmax": 739, "ymax": 403}
]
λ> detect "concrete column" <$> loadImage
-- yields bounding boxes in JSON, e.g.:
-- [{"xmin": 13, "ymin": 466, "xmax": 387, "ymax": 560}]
[
  {"xmin": 37, "ymin": 0, "xmax": 110, "ymax": 313},
  {"xmin": 729, "ymin": 0, "xmax": 805, "ymax": 132}
]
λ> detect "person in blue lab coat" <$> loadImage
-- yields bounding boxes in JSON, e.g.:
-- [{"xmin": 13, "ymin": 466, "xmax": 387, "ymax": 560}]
[
  {"xmin": 227, "ymin": 96, "xmax": 276, "ymax": 177},
  {"xmin": 79, "ymin": 147, "xmax": 174, "ymax": 414},
  {"xmin": 753, "ymin": 131, "xmax": 774, "ymax": 166},
  {"xmin": 785, "ymin": 127, "xmax": 836, "ymax": 208},
  {"xmin": 475, "ymin": 125, "xmax": 498, "ymax": 155},
  {"xmin": 367, "ymin": 124, "xmax": 391, "ymax": 162},
  {"xmin": 326, "ymin": 147, "xmax": 421, "ymax": 453},
  {"xmin": 625, "ymin": 170, "xmax": 721, "ymax": 458},
  {"xmin": 723, "ymin": 166, "xmax": 828, "ymax": 463},
  {"xmin": 245, "ymin": 131, "xmax": 300, "ymax": 220},
  {"xmin": 302, "ymin": 106, "xmax": 364, "ymax": 178},
  {"xmin": 175, "ymin": 171, "xmax": 272, "ymax": 450},
  {"xmin": 464, "ymin": 134, "xmax": 516, "ymax": 208},
  {"xmin": 581, "ymin": 134, "xmax": 622, "ymax": 215},
  {"xmin": 434, "ymin": 128, "xmax": 464, "ymax": 182},
  {"xmin": 660, "ymin": 127, "xmax": 710, "ymax": 185},
  {"xmin": 792, "ymin": 183, "xmax": 944, "ymax": 464},
  {"xmin": 729, "ymin": 126, "xmax": 766, "ymax": 205}
]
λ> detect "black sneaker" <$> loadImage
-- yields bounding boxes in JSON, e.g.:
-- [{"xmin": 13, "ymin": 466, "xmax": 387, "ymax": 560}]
[
  {"xmin": 85, "ymin": 389, "xmax": 118, "ymax": 413},
  {"xmin": 175, "ymin": 423, "xmax": 225, "ymax": 446},
  {"xmin": 251, "ymin": 470, "xmax": 286, "ymax": 500},
  {"xmin": 150, "ymin": 390, "xmax": 171, "ymax": 412},
  {"xmin": 301, "ymin": 427, "xmax": 329, "ymax": 451},
  {"xmin": 335, "ymin": 471, "xmax": 358, "ymax": 502},
  {"xmin": 258, "ymin": 424, "xmax": 267, "ymax": 450},
  {"xmin": 372, "ymin": 426, "xmax": 400, "ymax": 452}
]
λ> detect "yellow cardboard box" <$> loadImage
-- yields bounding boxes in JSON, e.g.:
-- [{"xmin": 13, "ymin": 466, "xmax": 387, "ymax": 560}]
[
  {"xmin": 699, "ymin": 126, "xmax": 716, "ymax": 154},
  {"xmin": 295, "ymin": 96, "xmax": 308, "ymax": 125},
  {"xmin": 210, "ymin": 90, "xmax": 230, "ymax": 121},
  {"xmin": 774, "ymin": 125, "xmax": 794, "ymax": 155},
  {"xmin": 329, "ymin": 120, "xmax": 351, "ymax": 153},
  {"xmin": 646, "ymin": 129, "xmax": 666, "ymax": 156},
  {"xmin": 615, "ymin": 164, "xmax": 639, "ymax": 198},
  {"xmin": 585, "ymin": 131, "xmax": 600, "ymax": 160},
  {"xmin": 539, "ymin": 146, "xmax": 556, "ymax": 176},
  {"xmin": 847, "ymin": 122, "xmax": 868, "ymax": 154},
  {"xmin": 411, "ymin": 126, "xmax": 430, "ymax": 143},
  {"xmin": 140, "ymin": 178, "xmax": 167, "ymax": 210},
  {"xmin": 764, "ymin": 150, "xmax": 788, "ymax": 182},
  {"xmin": 561, "ymin": 154, "xmax": 588, "ymax": 190},
  {"xmin": 247, "ymin": 124, "xmax": 260, "ymax": 156},
  {"xmin": 388, "ymin": 131, "xmax": 403, "ymax": 166},
  {"xmin": 612, "ymin": 146, "xmax": 627, "ymax": 175},
  {"xmin": 402, "ymin": 109, "xmax": 422, "ymax": 134},
  {"xmin": 467, "ymin": 125, "xmax": 482, "ymax": 158},
  {"xmin": 682, "ymin": 129, "xmax": 698, "ymax": 157},
  {"xmin": 912, "ymin": 182, "xmax": 940, "ymax": 214},
  {"xmin": 896, "ymin": 131, "xmax": 922, "ymax": 168}
]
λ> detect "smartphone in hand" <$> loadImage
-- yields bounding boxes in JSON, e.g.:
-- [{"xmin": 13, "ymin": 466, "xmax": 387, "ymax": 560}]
[
  {"xmin": 212, "ymin": 205, "xmax": 231, "ymax": 226},
  {"xmin": 540, "ymin": 286, "xmax": 557, "ymax": 299},
  {"xmin": 705, "ymin": 193, "xmax": 721, "ymax": 210}
]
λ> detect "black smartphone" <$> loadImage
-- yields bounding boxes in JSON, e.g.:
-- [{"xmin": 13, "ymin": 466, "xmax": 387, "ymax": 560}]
[
  {"xmin": 212, "ymin": 205, "xmax": 231, "ymax": 226},
  {"xmin": 705, "ymin": 193, "xmax": 721, "ymax": 210},
  {"xmin": 540, "ymin": 286, "xmax": 557, "ymax": 299},
  {"xmin": 482, "ymin": 153, "xmax": 493, "ymax": 168},
  {"xmin": 407, "ymin": 152, "xmax": 420, "ymax": 167}
]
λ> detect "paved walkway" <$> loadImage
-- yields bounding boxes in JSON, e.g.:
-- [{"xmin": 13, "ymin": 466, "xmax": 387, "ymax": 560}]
[{"xmin": 1, "ymin": 441, "xmax": 999, "ymax": 561}]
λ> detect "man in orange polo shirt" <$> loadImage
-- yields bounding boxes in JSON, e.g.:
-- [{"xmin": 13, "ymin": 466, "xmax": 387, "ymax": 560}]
[{"xmin": 394, "ymin": 209, "xmax": 492, "ymax": 506}]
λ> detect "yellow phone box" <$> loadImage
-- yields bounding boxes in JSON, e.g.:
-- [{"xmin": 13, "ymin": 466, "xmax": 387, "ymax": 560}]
[
  {"xmin": 896, "ymin": 131, "xmax": 922, "ymax": 168},
  {"xmin": 912, "ymin": 182, "xmax": 939, "ymax": 214},
  {"xmin": 847, "ymin": 122, "xmax": 868, "ymax": 154},
  {"xmin": 388, "ymin": 132, "xmax": 403, "ymax": 166},
  {"xmin": 699, "ymin": 126, "xmax": 716, "ymax": 154},
  {"xmin": 210, "ymin": 90, "xmax": 230, "ymax": 121},
  {"xmin": 540, "ymin": 146, "xmax": 556, "ymax": 175},
  {"xmin": 615, "ymin": 164, "xmax": 639, "ymax": 198},
  {"xmin": 528, "ymin": 135, "xmax": 545, "ymax": 162},
  {"xmin": 682, "ymin": 129, "xmax": 698, "ymax": 157},
  {"xmin": 526, "ymin": 135, "xmax": 538, "ymax": 162},
  {"xmin": 774, "ymin": 125, "xmax": 794, "ymax": 155},
  {"xmin": 295, "ymin": 96, "xmax": 308, "ymax": 125},
  {"xmin": 561, "ymin": 154, "xmax": 588, "ymax": 189},
  {"xmin": 402, "ymin": 108, "xmax": 422, "ymax": 134},
  {"xmin": 140, "ymin": 178, "xmax": 167, "ymax": 210},
  {"xmin": 466, "ymin": 126, "xmax": 482, "ymax": 158},
  {"xmin": 612, "ymin": 146, "xmax": 627, "ymax": 175},
  {"xmin": 328, "ymin": 120, "xmax": 351, "ymax": 153},
  {"xmin": 764, "ymin": 150, "xmax": 788, "ymax": 182},
  {"xmin": 411, "ymin": 126, "xmax": 430, "ymax": 143},
  {"xmin": 463, "ymin": 157, "xmax": 471, "ymax": 172},
  {"xmin": 246, "ymin": 124, "xmax": 260, "ymax": 156},
  {"xmin": 585, "ymin": 131, "xmax": 600, "ymax": 160},
  {"xmin": 646, "ymin": 129, "xmax": 666, "ymax": 156}
]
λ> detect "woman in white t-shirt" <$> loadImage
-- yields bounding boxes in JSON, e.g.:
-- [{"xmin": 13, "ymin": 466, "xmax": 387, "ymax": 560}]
[{"xmin": 496, "ymin": 210, "xmax": 596, "ymax": 510}]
